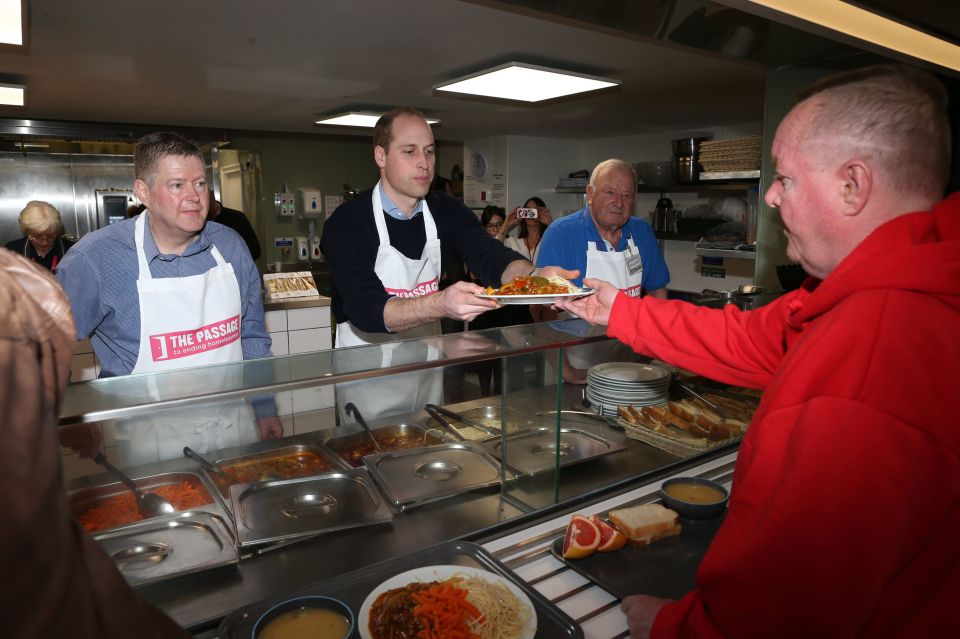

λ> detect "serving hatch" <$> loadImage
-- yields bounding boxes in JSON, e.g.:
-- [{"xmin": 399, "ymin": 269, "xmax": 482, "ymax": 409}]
[
  {"xmin": 94, "ymin": 511, "xmax": 238, "ymax": 588},
  {"xmin": 229, "ymin": 468, "xmax": 393, "ymax": 548},
  {"xmin": 203, "ymin": 443, "xmax": 348, "ymax": 497},
  {"xmin": 323, "ymin": 423, "xmax": 449, "ymax": 468},
  {"xmin": 481, "ymin": 427, "xmax": 626, "ymax": 476},
  {"xmin": 69, "ymin": 471, "xmax": 219, "ymax": 534},
  {"xmin": 363, "ymin": 442, "xmax": 514, "ymax": 510}
]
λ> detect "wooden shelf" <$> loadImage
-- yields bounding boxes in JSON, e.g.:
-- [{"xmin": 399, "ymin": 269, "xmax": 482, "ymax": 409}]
[{"xmin": 556, "ymin": 175, "xmax": 759, "ymax": 195}]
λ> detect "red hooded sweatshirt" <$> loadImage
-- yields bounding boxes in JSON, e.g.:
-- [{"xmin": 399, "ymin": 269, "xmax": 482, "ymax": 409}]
[{"xmin": 607, "ymin": 193, "xmax": 960, "ymax": 638}]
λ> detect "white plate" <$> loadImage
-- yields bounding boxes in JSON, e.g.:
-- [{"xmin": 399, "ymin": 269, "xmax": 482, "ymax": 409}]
[
  {"xmin": 476, "ymin": 289, "xmax": 595, "ymax": 305},
  {"xmin": 358, "ymin": 564, "xmax": 537, "ymax": 639},
  {"xmin": 589, "ymin": 362, "xmax": 670, "ymax": 383}
]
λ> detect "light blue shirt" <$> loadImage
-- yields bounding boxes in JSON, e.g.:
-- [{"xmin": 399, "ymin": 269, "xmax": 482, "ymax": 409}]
[
  {"xmin": 379, "ymin": 183, "xmax": 424, "ymax": 220},
  {"xmin": 57, "ymin": 214, "xmax": 275, "ymax": 417}
]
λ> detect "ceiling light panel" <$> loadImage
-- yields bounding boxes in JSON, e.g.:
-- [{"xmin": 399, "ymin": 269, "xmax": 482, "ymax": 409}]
[
  {"xmin": 0, "ymin": 83, "xmax": 24, "ymax": 106},
  {"xmin": 0, "ymin": 0, "xmax": 22, "ymax": 46},
  {"xmin": 315, "ymin": 112, "xmax": 441, "ymax": 128},
  {"xmin": 435, "ymin": 63, "xmax": 619, "ymax": 102}
]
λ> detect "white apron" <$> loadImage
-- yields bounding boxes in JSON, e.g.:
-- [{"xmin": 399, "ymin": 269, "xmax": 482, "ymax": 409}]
[
  {"xmin": 335, "ymin": 184, "xmax": 443, "ymax": 424},
  {"xmin": 114, "ymin": 213, "xmax": 257, "ymax": 466},
  {"xmin": 568, "ymin": 235, "xmax": 646, "ymax": 369}
]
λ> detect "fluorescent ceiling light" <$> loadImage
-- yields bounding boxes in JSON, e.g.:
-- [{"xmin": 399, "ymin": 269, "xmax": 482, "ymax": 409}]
[
  {"xmin": 315, "ymin": 111, "xmax": 440, "ymax": 128},
  {"xmin": 435, "ymin": 62, "xmax": 619, "ymax": 102},
  {"xmin": 0, "ymin": 0, "xmax": 22, "ymax": 45},
  {"xmin": 0, "ymin": 83, "xmax": 24, "ymax": 106},
  {"xmin": 746, "ymin": 0, "xmax": 960, "ymax": 73}
]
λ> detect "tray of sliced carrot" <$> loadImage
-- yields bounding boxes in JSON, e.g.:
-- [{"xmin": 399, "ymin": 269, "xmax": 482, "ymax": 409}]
[{"xmin": 69, "ymin": 471, "xmax": 219, "ymax": 533}]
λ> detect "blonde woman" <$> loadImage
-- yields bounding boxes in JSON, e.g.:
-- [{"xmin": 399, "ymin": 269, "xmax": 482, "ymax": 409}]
[{"xmin": 3, "ymin": 200, "xmax": 75, "ymax": 272}]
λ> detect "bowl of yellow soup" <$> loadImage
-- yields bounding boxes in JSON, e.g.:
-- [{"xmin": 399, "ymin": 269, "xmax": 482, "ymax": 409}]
[
  {"xmin": 660, "ymin": 477, "xmax": 729, "ymax": 520},
  {"xmin": 253, "ymin": 595, "xmax": 354, "ymax": 639}
]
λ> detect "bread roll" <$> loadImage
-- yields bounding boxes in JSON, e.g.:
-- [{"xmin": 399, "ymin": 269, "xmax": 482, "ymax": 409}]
[{"xmin": 608, "ymin": 504, "xmax": 681, "ymax": 546}]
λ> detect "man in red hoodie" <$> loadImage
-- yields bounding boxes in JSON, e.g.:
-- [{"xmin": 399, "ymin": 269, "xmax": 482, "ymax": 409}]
[{"xmin": 557, "ymin": 64, "xmax": 959, "ymax": 638}]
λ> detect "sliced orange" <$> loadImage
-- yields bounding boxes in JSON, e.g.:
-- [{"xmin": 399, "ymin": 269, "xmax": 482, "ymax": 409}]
[
  {"xmin": 562, "ymin": 514, "xmax": 601, "ymax": 559},
  {"xmin": 592, "ymin": 515, "xmax": 628, "ymax": 552}
]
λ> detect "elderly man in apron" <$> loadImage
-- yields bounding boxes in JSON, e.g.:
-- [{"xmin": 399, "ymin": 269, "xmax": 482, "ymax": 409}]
[
  {"xmin": 323, "ymin": 108, "xmax": 577, "ymax": 424},
  {"xmin": 57, "ymin": 132, "xmax": 282, "ymax": 466},
  {"xmin": 535, "ymin": 159, "xmax": 670, "ymax": 377}
]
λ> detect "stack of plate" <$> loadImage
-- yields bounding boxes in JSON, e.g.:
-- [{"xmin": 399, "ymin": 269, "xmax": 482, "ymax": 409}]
[{"xmin": 586, "ymin": 362, "xmax": 671, "ymax": 416}]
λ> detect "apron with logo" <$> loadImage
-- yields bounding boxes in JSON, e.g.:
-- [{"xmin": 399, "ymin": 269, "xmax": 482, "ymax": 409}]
[
  {"xmin": 335, "ymin": 183, "xmax": 443, "ymax": 424},
  {"xmin": 114, "ymin": 212, "xmax": 257, "ymax": 466},
  {"xmin": 568, "ymin": 235, "xmax": 647, "ymax": 369}
]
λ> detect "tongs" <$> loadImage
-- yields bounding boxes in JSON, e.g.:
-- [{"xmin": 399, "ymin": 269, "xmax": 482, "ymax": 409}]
[
  {"xmin": 427, "ymin": 404, "xmax": 499, "ymax": 437},
  {"xmin": 345, "ymin": 402, "xmax": 382, "ymax": 453},
  {"xmin": 423, "ymin": 404, "xmax": 465, "ymax": 441},
  {"xmin": 678, "ymin": 383, "xmax": 733, "ymax": 419}
]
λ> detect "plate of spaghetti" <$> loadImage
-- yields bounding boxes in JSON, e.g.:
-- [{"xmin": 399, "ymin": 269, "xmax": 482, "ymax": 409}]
[
  {"xmin": 359, "ymin": 564, "xmax": 536, "ymax": 639},
  {"xmin": 477, "ymin": 274, "xmax": 594, "ymax": 305}
]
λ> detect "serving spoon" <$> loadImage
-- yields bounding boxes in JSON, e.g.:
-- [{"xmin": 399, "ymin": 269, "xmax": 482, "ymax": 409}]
[
  {"xmin": 93, "ymin": 453, "xmax": 176, "ymax": 518},
  {"xmin": 345, "ymin": 402, "xmax": 382, "ymax": 453}
]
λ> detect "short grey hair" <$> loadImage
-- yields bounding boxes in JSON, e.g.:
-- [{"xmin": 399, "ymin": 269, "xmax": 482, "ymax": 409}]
[
  {"xmin": 18, "ymin": 200, "xmax": 63, "ymax": 236},
  {"xmin": 795, "ymin": 64, "xmax": 950, "ymax": 199},
  {"xmin": 589, "ymin": 159, "xmax": 637, "ymax": 189}
]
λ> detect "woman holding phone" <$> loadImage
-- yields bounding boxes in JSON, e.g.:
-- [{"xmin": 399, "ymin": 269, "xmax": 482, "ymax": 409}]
[{"xmin": 496, "ymin": 196, "xmax": 553, "ymax": 263}]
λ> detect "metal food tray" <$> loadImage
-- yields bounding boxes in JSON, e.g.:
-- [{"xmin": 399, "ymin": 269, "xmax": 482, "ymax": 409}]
[
  {"xmin": 204, "ymin": 443, "xmax": 350, "ymax": 497},
  {"xmin": 69, "ymin": 471, "xmax": 222, "ymax": 534},
  {"xmin": 93, "ymin": 511, "xmax": 238, "ymax": 588},
  {"xmin": 217, "ymin": 540, "xmax": 582, "ymax": 639},
  {"xmin": 481, "ymin": 427, "xmax": 627, "ymax": 476},
  {"xmin": 363, "ymin": 441, "xmax": 513, "ymax": 511},
  {"xmin": 229, "ymin": 468, "xmax": 393, "ymax": 548},
  {"xmin": 428, "ymin": 404, "xmax": 537, "ymax": 435},
  {"xmin": 323, "ymin": 422, "xmax": 450, "ymax": 468},
  {"xmin": 550, "ymin": 512, "xmax": 726, "ymax": 599}
]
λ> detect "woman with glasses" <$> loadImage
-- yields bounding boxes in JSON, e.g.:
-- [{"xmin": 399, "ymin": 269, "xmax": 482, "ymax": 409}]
[{"xmin": 3, "ymin": 200, "xmax": 75, "ymax": 272}]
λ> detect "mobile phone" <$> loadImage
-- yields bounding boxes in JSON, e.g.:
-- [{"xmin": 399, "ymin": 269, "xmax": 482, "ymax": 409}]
[{"xmin": 516, "ymin": 208, "xmax": 539, "ymax": 219}]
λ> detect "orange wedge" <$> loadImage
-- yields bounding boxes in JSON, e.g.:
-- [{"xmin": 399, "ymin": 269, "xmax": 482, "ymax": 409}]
[
  {"xmin": 562, "ymin": 514, "xmax": 601, "ymax": 559},
  {"xmin": 592, "ymin": 515, "xmax": 628, "ymax": 552}
]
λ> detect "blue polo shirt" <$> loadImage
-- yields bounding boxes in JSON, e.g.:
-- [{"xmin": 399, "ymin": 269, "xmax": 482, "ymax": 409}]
[{"xmin": 535, "ymin": 207, "xmax": 669, "ymax": 291}]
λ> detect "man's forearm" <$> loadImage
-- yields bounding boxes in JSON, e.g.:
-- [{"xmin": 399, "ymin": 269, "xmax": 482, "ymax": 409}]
[
  {"xmin": 500, "ymin": 258, "xmax": 535, "ymax": 284},
  {"xmin": 383, "ymin": 295, "xmax": 444, "ymax": 333}
]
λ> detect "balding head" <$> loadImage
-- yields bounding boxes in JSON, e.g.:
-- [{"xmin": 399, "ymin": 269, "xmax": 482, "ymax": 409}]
[{"xmin": 793, "ymin": 64, "xmax": 950, "ymax": 201}]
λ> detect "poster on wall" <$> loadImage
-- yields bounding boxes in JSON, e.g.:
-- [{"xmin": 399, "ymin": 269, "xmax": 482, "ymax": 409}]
[{"xmin": 463, "ymin": 138, "xmax": 507, "ymax": 211}]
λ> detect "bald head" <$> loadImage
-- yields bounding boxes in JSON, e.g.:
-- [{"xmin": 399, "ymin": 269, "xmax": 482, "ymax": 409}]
[{"xmin": 792, "ymin": 64, "xmax": 950, "ymax": 201}]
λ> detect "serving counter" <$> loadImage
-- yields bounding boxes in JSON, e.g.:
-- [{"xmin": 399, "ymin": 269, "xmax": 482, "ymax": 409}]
[{"xmin": 59, "ymin": 319, "xmax": 744, "ymax": 635}]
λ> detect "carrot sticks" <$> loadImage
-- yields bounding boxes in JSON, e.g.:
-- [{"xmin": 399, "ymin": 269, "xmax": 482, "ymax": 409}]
[{"xmin": 411, "ymin": 581, "xmax": 483, "ymax": 639}]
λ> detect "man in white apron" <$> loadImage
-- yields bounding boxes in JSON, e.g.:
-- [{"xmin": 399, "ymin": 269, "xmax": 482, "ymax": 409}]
[
  {"xmin": 322, "ymin": 108, "xmax": 576, "ymax": 424},
  {"xmin": 535, "ymin": 159, "xmax": 670, "ymax": 377},
  {"xmin": 57, "ymin": 132, "xmax": 282, "ymax": 466}
]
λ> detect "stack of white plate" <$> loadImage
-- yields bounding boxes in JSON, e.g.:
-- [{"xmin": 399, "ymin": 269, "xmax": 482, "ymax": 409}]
[{"xmin": 586, "ymin": 362, "xmax": 671, "ymax": 416}]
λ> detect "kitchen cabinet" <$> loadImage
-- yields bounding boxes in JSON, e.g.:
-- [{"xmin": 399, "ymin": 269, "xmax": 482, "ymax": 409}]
[{"xmin": 58, "ymin": 320, "xmax": 742, "ymax": 632}]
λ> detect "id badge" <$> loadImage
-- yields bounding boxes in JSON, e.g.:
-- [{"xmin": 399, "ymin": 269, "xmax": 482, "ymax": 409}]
[{"xmin": 626, "ymin": 247, "xmax": 642, "ymax": 274}]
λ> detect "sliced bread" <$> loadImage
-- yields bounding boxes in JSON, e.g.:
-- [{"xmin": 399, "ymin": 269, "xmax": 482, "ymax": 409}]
[{"xmin": 607, "ymin": 503, "xmax": 681, "ymax": 546}]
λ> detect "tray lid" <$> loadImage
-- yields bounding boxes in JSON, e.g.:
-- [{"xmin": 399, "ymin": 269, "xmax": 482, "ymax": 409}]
[
  {"xmin": 93, "ymin": 511, "xmax": 238, "ymax": 588},
  {"xmin": 363, "ymin": 442, "xmax": 505, "ymax": 507},
  {"xmin": 483, "ymin": 427, "xmax": 626, "ymax": 475},
  {"xmin": 229, "ymin": 468, "xmax": 392, "ymax": 548}
]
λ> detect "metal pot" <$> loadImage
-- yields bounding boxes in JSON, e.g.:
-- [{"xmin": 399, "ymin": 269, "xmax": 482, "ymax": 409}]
[
  {"xmin": 673, "ymin": 157, "xmax": 698, "ymax": 184},
  {"xmin": 671, "ymin": 136, "xmax": 712, "ymax": 158}
]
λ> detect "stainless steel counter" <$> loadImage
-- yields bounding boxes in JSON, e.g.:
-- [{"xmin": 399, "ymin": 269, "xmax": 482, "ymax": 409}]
[{"xmin": 135, "ymin": 386, "xmax": 727, "ymax": 634}]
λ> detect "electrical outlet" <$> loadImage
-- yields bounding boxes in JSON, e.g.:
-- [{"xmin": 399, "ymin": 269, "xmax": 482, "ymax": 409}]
[{"xmin": 274, "ymin": 192, "xmax": 296, "ymax": 216}]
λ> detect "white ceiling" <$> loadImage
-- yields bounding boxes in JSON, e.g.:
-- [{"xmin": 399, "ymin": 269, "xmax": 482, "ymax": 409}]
[{"xmin": 0, "ymin": 0, "xmax": 768, "ymax": 142}]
